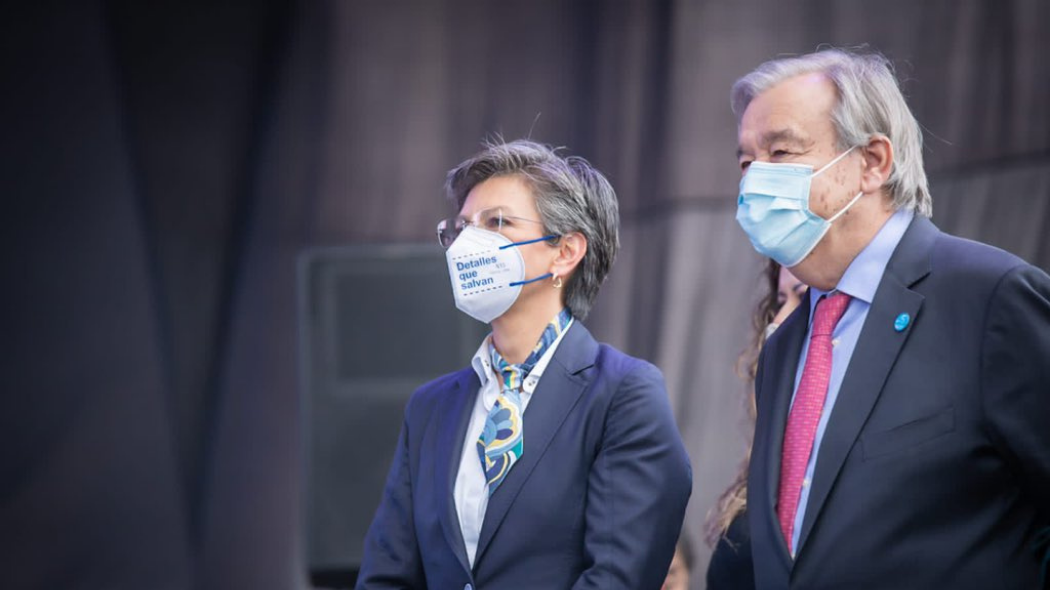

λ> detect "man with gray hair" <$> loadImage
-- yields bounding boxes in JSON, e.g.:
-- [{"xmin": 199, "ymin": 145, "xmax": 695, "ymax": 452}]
[{"xmin": 732, "ymin": 48, "xmax": 1050, "ymax": 588}]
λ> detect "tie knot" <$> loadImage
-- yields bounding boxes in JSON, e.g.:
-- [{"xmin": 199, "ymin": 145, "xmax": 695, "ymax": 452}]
[
  {"xmin": 811, "ymin": 292, "xmax": 851, "ymax": 337},
  {"xmin": 488, "ymin": 308, "xmax": 572, "ymax": 392},
  {"xmin": 491, "ymin": 350, "xmax": 528, "ymax": 391}
]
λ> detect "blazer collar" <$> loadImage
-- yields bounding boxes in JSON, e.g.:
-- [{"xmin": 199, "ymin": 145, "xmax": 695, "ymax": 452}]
[
  {"xmin": 435, "ymin": 368, "xmax": 481, "ymax": 576},
  {"xmin": 793, "ymin": 215, "xmax": 938, "ymax": 555},
  {"xmin": 471, "ymin": 321, "xmax": 598, "ymax": 569}
]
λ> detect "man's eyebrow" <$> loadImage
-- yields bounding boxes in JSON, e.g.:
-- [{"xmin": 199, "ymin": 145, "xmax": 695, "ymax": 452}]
[
  {"xmin": 737, "ymin": 128, "xmax": 809, "ymax": 160},
  {"xmin": 762, "ymin": 128, "xmax": 807, "ymax": 147}
]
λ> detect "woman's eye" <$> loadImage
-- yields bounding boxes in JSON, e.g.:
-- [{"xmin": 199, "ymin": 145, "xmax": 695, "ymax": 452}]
[{"xmin": 740, "ymin": 160, "xmax": 752, "ymax": 172}]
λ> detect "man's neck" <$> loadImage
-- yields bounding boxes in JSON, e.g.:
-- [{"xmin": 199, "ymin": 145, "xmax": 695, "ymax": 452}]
[{"xmin": 794, "ymin": 200, "xmax": 895, "ymax": 291}]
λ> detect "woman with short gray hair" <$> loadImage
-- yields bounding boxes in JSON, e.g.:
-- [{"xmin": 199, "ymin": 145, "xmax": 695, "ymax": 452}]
[
  {"xmin": 357, "ymin": 138, "xmax": 692, "ymax": 590},
  {"xmin": 444, "ymin": 139, "xmax": 621, "ymax": 320}
]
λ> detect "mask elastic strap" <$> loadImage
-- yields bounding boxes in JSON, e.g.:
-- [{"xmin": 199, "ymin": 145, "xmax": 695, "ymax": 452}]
[
  {"xmin": 812, "ymin": 146, "xmax": 856, "ymax": 178},
  {"xmin": 828, "ymin": 191, "xmax": 864, "ymax": 224},
  {"xmin": 509, "ymin": 272, "xmax": 553, "ymax": 288},
  {"xmin": 499, "ymin": 235, "xmax": 558, "ymax": 250}
]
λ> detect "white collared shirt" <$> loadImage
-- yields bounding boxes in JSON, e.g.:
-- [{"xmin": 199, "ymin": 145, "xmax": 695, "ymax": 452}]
[{"xmin": 453, "ymin": 318, "xmax": 574, "ymax": 567}]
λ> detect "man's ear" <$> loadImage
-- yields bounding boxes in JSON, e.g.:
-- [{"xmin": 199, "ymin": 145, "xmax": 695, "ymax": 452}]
[
  {"xmin": 549, "ymin": 233, "xmax": 587, "ymax": 280},
  {"xmin": 860, "ymin": 134, "xmax": 894, "ymax": 195}
]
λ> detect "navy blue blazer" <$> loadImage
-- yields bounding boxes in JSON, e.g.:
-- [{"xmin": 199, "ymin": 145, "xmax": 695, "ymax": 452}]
[
  {"xmin": 749, "ymin": 216, "xmax": 1050, "ymax": 589},
  {"xmin": 357, "ymin": 322, "xmax": 692, "ymax": 590}
]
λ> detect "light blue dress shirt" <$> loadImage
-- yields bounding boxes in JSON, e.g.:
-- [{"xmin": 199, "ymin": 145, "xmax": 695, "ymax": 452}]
[{"xmin": 787, "ymin": 208, "xmax": 913, "ymax": 554}]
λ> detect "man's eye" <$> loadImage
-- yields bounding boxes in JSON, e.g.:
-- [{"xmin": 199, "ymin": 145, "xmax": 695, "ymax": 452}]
[
  {"xmin": 740, "ymin": 160, "xmax": 752, "ymax": 172},
  {"xmin": 483, "ymin": 216, "xmax": 502, "ymax": 229}
]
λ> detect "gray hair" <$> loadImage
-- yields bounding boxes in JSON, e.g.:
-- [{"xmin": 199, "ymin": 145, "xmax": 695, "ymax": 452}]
[
  {"xmin": 731, "ymin": 48, "xmax": 932, "ymax": 217},
  {"xmin": 445, "ymin": 139, "xmax": 620, "ymax": 319}
]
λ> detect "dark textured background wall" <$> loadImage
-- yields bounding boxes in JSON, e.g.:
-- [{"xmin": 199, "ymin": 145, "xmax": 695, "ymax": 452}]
[{"xmin": 2, "ymin": 1, "xmax": 1048, "ymax": 588}]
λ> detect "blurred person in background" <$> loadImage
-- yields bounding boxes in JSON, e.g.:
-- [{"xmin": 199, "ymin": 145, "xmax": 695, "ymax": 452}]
[
  {"xmin": 356, "ymin": 139, "xmax": 692, "ymax": 590},
  {"xmin": 704, "ymin": 260, "xmax": 804, "ymax": 590},
  {"xmin": 733, "ymin": 47, "xmax": 1050, "ymax": 588}
]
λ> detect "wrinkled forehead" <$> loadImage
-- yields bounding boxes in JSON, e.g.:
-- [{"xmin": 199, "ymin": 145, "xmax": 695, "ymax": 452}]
[{"xmin": 737, "ymin": 73, "xmax": 839, "ymax": 154}]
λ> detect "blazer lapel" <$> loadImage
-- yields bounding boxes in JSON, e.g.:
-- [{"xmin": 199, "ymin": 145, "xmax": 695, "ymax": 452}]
[
  {"xmin": 755, "ymin": 294, "xmax": 811, "ymax": 568},
  {"xmin": 472, "ymin": 322, "xmax": 598, "ymax": 568},
  {"xmin": 795, "ymin": 216, "xmax": 937, "ymax": 554},
  {"xmin": 435, "ymin": 369, "xmax": 479, "ymax": 577}
]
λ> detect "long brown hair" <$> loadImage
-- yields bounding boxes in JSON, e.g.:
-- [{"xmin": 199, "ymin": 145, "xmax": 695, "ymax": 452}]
[{"xmin": 704, "ymin": 259, "xmax": 781, "ymax": 546}]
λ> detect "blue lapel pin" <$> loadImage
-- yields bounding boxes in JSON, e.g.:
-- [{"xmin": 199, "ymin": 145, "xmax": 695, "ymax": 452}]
[{"xmin": 894, "ymin": 313, "xmax": 911, "ymax": 332}]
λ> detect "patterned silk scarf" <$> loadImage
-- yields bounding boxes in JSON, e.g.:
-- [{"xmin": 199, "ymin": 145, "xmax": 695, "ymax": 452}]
[{"xmin": 478, "ymin": 308, "xmax": 572, "ymax": 494}]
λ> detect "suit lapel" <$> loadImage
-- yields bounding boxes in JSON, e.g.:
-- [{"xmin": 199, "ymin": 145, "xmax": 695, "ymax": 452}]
[
  {"xmin": 435, "ymin": 369, "xmax": 479, "ymax": 577},
  {"xmin": 472, "ymin": 322, "xmax": 598, "ymax": 569},
  {"xmin": 756, "ymin": 293, "xmax": 811, "ymax": 567},
  {"xmin": 795, "ymin": 216, "xmax": 937, "ymax": 554}
]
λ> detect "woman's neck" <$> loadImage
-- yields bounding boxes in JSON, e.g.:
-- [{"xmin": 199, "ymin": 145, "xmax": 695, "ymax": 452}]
[{"xmin": 490, "ymin": 296, "xmax": 564, "ymax": 364}]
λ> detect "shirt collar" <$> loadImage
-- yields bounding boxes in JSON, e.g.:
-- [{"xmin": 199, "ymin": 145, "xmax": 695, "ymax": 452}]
[
  {"xmin": 470, "ymin": 335, "xmax": 494, "ymax": 387},
  {"xmin": 809, "ymin": 207, "xmax": 914, "ymax": 311},
  {"xmin": 470, "ymin": 318, "xmax": 575, "ymax": 409}
]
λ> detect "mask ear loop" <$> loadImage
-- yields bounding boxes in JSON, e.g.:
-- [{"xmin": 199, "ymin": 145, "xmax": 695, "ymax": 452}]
[
  {"xmin": 811, "ymin": 145, "xmax": 856, "ymax": 178},
  {"xmin": 509, "ymin": 273, "xmax": 552, "ymax": 287},
  {"xmin": 815, "ymin": 145, "xmax": 863, "ymax": 224},
  {"xmin": 499, "ymin": 235, "xmax": 558, "ymax": 249},
  {"xmin": 502, "ymin": 234, "xmax": 560, "ymax": 287},
  {"xmin": 828, "ymin": 191, "xmax": 864, "ymax": 223}
]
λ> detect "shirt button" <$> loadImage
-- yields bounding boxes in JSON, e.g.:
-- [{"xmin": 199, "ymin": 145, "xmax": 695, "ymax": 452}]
[
  {"xmin": 832, "ymin": 338, "xmax": 841, "ymax": 347},
  {"xmin": 803, "ymin": 478, "xmax": 811, "ymax": 487}
]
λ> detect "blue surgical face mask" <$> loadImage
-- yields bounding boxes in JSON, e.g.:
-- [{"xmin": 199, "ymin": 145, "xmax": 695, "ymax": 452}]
[{"xmin": 736, "ymin": 147, "xmax": 863, "ymax": 267}]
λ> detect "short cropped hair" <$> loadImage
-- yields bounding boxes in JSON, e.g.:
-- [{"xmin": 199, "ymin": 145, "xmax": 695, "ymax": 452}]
[{"xmin": 445, "ymin": 139, "xmax": 620, "ymax": 319}]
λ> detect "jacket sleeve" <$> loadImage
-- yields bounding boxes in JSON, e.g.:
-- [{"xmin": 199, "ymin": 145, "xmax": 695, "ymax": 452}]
[
  {"xmin": 355, "ymin": 406, "xmax": 426, "ymax": 590},
  {"xmin": 981, "ymin": 263, "xmax": 1050, "ymax": 519},
  {"xmin": 572, "ymin": 361, "xmax": 693, "ymax": 590}
]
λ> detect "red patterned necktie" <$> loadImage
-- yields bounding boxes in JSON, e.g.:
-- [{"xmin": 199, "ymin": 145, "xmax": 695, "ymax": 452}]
[{"xmin": 777, "ymin": 291, "xmax": 852, "ymax": 555}]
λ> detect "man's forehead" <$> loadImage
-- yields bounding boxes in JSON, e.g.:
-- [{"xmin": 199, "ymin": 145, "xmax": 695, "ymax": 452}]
[
  {"xmin": 741, "ymin": 74, "xmax": 835, "ymax": 122},
  {"xmin": 738, "ymin": 79, "xmax": 837, "ymax": 155}
]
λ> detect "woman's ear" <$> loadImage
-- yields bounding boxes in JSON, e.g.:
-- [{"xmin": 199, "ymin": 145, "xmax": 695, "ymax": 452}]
[
  {"xmin": 549, "ymin": 232, "xmax": 587, "ymax": 280},
  {"xmin": 860, "ymin": 134, "xmax": 894, "ymax": 195}
]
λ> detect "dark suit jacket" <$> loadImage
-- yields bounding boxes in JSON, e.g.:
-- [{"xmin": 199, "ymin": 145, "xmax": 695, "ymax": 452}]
[
  {"xmin": 357, "ymin": 322, "xmax": 692, "ymax": 590},
  {"xmin": 749, "ymin": 216, "xmax": 1050, "ymax": 589}
]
